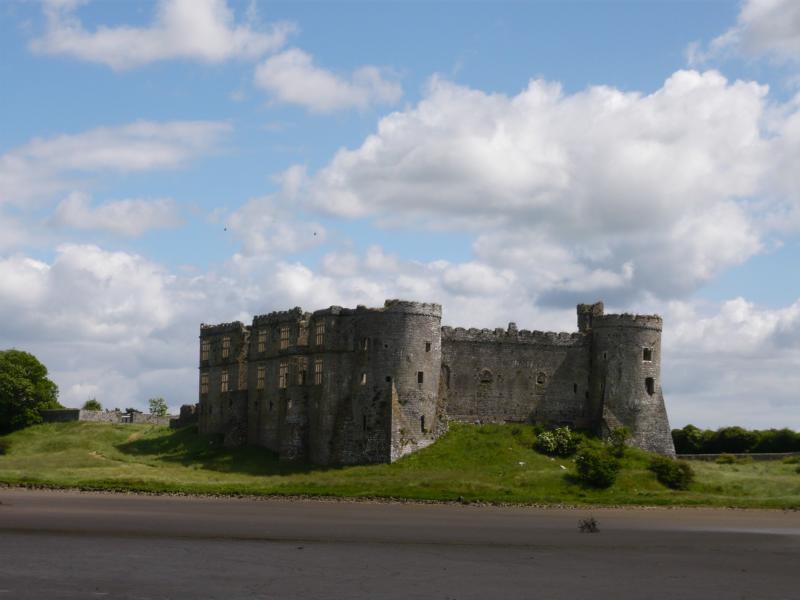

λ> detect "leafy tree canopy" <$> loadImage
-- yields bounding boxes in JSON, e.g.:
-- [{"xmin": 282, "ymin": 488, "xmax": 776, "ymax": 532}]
[
  {"xmin": 0, "ymin": 349, "xmax": 61, "ymax": 434},
  {"xmin": 148, "ymin": 397, "xmax": 168, "ymax": 417},
  {"xmin": 82, "ymin": 398, "xmax": 102, "ymax": 411}
]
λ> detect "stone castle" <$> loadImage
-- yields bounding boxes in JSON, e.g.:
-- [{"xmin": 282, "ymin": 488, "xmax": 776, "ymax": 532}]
[{"xmin": 197, "ymin": 300, "xmax": 675, "ymax": 464}]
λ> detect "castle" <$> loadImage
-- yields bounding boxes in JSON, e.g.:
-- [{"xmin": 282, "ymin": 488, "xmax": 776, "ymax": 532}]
[{"xmin": 197, "ymin": 300, "xmax": 675, "ymax": 464}]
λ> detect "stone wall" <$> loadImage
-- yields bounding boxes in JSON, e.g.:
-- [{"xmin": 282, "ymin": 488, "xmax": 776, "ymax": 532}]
[
  {"xmin": 40, "ymin": 409, "xmax": 173, "ymax": 427},
  {"xmin": 441, "ymin": 325, "xmax": 592, "ymax": 428}
]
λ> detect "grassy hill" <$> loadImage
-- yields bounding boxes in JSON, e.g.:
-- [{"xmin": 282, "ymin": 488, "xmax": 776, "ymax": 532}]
[{"xmin": 0, "ymin": 422, "xmax": 798, "ymax": 508}]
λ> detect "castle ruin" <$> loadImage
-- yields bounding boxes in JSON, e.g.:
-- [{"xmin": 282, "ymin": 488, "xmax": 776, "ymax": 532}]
[{"xmin": 197, "ymin": 300, "xmax": 675, "ymax": 464}]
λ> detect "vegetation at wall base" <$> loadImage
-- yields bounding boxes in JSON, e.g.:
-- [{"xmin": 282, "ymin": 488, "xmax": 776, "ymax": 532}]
[{"xmin": 0, "ymin": 422, "xmax": 798, "ymax": 508}]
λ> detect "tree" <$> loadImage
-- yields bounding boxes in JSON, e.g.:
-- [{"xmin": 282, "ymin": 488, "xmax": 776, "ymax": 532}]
[
  {"xmin": 82, "ymin": 398, "xmax": 102, "ymax": 411},
  {"xmin": 0, "ymin": 349, "xmax": 61, "ymax": 434},
  {"xmin": 148, "ymin": 397, "xmax": 168, "ymax": 417}
]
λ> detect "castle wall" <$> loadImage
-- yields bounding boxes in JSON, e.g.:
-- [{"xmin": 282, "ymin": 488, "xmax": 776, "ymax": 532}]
[
  {"xmin": 441, "ymin": 326, "xmax": 592, "ymax": 428},
  {"xmin": 198, "ymin": 322, "xmax": 249, "ymax": 446}
]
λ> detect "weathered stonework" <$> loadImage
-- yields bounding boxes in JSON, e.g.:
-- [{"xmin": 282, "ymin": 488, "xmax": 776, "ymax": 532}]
[{"xmin": 198, "ymin": 300, "xmax": 675, "ymax": 464}]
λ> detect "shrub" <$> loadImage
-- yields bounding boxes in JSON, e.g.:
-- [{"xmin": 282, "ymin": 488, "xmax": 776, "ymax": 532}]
[
  {"xmin": 716, "ymin": 453, "xmax": 737, "ymax": 464},
  {"xmin": 574, "ymin": 446, "xmax": 619, "ymax": 488},
  {"xmin": 649, "ymin": 456, "xmax": 694, "ymax": 490},
  {"xmin": 82, "ymin": 398, "xmax": 102, "ymax": 411},
  {"xmin": 535, "ymin": 426, "xmax": 578, "ymax": 457},
  {"xmin": 796, "ymin": 465, "xmax": 800, "ymax": 475},
  {"xmin": 0, "ymin": 439, "xmax": 9, "ymax": 455},
  {"xmin": 606, "ymin": 426, "xmax": 630, "ymax": 458}
]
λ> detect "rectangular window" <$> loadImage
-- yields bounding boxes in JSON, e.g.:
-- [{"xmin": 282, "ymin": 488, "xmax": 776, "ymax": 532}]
[
  {"xmin": 280, "ymin": 326, "xmax": 290, "ymax": 350},
  {"xmin": 222, "ymin": 337, "xmax": 230, "ymax": 359},
  {"xmin": 279, "ymin": 362, "xmax": 288, "ymax": 389},
  {"xmin": 645, "ymin": 377, "xmax": 655, "ymax": 396},
  {"xmin": 297, "ymin": 357, "xmax": 307, "ymax": 385},
  {"xmin": 200, "ymin": 372, "xmax": 209, "ymax": 394},
  {"xmin": 425, "ymin": 342, "xmax": 431, "ymax": 352},
  {"xmin": 314, "ymin": 359, "xmax": 323, "ymax": 385},
  {"xmin": 201, "ymin": 339, "xmax": 210, "ymax": 362},
  {"xmin": 360, "ymin": 372, "xmax": 367, "ymax": 385},
  {"xmin": 643, "ymin": 347, "xmax": 653, "ymax": 362},
  {"xmin": 256, "ymin": 365, "xmax": 265, "ymax": 390},
  {"xmin": 315, "ymin": 321, "xmax": 325, "ymax": 346},
  {"xmin": 360, "ymin": 337, "xmax": 369, "ymax": 351},
  {"xmin": 417, "ymin": 371, "xmax": 424, "ymax": 384},
  {"xmin": 258, "ymin": 329, "xmax": 267, "ymax": 353},
  {"xmin": 220, "ymin": 370, "xmax": 229, "ymax": 393}
]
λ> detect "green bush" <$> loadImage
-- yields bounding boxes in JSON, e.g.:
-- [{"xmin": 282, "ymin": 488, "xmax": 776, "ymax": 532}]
[
  {"xmin": 0, "ymin": 438, "xmax": 9, "ymax": 455},
  {"xmin": 606, "ymin": 426, "xmax": 630, "ymax": 458},
  {"xmin": 535, "ymin": 426, "xmax": 578, "ymax": 457},
  {"xmin": 649, "ymin": 456, "xmax": 694, "ymax": 490},
  {"xmin": 716, "ymin": 453, "xmax": 737, "ymax": 464},
  {"xmin": 574, "ymin": 446, "xmax": 619, "ymax": 488},
  {"xmin": 82, "ymin": 398, "xmax": 102, "ymax": 411}
]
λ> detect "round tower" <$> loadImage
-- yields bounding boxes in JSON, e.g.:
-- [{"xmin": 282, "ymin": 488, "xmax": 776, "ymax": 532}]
[
  {"xmin": 590, "ymin": 313, "xmax": 675, "ymax": 455},
  {"xmin": 356, "ymin": 300, "xmax": 443, "ymax": 461}
]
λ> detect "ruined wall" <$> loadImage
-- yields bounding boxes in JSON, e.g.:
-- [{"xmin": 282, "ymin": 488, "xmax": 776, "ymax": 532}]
[
  {"xmin": 441, "ymin": 325, "xmax": 592, "ymax": 428},
  {"xmin": 198, "ymin": 321, "xmax": 249, "ymax": 446},
  {"xmin": 40, "ymin": 409, "xmax": 173, "ymax": 426},
  {"xmin": 590, "ymin": 314, "xmax": 675, "ymax": 456}
]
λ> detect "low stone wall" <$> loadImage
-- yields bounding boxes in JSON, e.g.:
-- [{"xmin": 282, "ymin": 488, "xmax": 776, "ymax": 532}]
[
  {"xmin": 678, "ymin": 452, "xmax": 800, "ymax": 461},
  {"xmin": 40, "ymin": 409, "xmax": 173, "ymax": 427},
  {"xmin": 170, "ymin": 404, "xmax": 198, "ymax": 429}
]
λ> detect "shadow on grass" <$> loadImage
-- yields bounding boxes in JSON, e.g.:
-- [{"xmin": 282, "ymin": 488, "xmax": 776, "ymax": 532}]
[{"xmin": 115, "ymin": 426, "xmax": 340, "ymax": 477}]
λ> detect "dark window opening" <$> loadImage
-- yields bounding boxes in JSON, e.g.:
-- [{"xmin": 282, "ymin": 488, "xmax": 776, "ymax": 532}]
[
  {"xmin": 384, "ymin": 343, "xmax": 389, "ymax": 349},
  {"xmin": 479, "ymin": 368, "xmax": 493, "ymax": 383},
  {"xmin": 536, "ymin": 372, "xmax": 546, "ymax": 385},
  {"xmin": 645, "ymin": 377, "xmax": 655, "ymax": 396},
  {"xmin": 643, "ymin": 347, "xmax": 653, "ymax": 362},
  {"xmin": 269, "ymin": 400, "xmax": 273, "ymax": 411},
  {"xmin": 425, "ymin": 342, "xmax": 431, "ymax": 352},
  {"xmin": 603, "ymin": 352, "xmax": 607, "ymax": 360},
  {"xmin": 585, "ymin": 390, "xmax": 589, "ymax": 400},
  {"xmin": 363, "ymin": 415, "xmax": 367, "ymax": 431},
  {"xmin": 228, "ymin": 399, "xmax": 232, "ymax": 407},
  {"xmin": 386, "ymin": 375, "xmax": 392, "ymax": 383},
  {"xmin": 420, "ymin": 415, "xmax": 425, "ymax": 432},
  {"xmin": 573, "ymin": 383, "xmax": 578, "ymax": 394},
  {"xmin": 417, "ymin": 371, "xmax": 424, "ymax": 384}
]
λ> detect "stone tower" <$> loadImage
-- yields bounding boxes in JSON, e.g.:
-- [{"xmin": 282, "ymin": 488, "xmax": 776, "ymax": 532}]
[{"xmin": 590, "ymin": 311, "xmax": 675, "ymax": 455}]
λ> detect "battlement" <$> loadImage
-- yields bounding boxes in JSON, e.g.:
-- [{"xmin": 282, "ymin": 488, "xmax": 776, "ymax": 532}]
[
  {"xmin": 442, "ymin": 325, "xmax": 582, "ymax": 346},
  {"xmin": 310, "ymin": 299, "xmax": 443, "ymax": 319},
  {"xmin": 593, "ymin": 313, "xmax": 663, "ymax": 331},
  {"xmin": 200, "ymin": 321, "xmax": 248, "ymax": 335},
  {"xmin": 252, "ymin": 307, "xmax": 308, "ymax": 326}
]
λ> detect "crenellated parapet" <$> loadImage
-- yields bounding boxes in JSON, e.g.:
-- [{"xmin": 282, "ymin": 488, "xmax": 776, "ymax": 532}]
[
  {"xmin": 252, "ymin": 307, "xmax": 307, "ymax": 326},
  {"xmin": 593, "ymin": 313, "xmax": 663, "ymax": 331},
  {"xmin": 442, "ymin": 325, "xmax": 583, "ymax": 346},
  {"xmin": 200, "ymin": 321, "xmax": 248, "ymax": 335}
]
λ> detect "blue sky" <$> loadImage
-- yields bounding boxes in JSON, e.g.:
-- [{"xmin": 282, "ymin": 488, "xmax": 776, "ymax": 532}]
[{"xmin": 1, "ymin": 0, "xmax": 800, "ymax": 429}]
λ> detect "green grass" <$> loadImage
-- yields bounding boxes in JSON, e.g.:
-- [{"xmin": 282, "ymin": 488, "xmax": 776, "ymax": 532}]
[{"xmin": 0, "ymin": 422, "xmax": 798, "ymax": 508}]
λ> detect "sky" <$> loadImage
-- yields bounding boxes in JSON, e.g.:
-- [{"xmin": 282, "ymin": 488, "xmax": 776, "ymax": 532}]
[{"xmin": 1, "ymin": 0, "xmax": 800, "ymax": 429}]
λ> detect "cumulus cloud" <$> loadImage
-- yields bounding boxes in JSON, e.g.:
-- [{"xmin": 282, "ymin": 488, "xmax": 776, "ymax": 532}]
[
  {"xmin": 0, "ymin": 120, "xmax": 230, "ymax": 205},
  {"xmin": 31, "ymin": 0, "xmax": 295, "ymax": 70},
  {"xmin": 224, "ymin": 194, "xmax": 327, "ymax": 256},
  {"xmin": 52, "ymin": 192, "xmax": 182, "ymax": 237},
  {"xmin": 688, "ymin": 0, "xmax": 800, "ymax": 65},
  {"xmin": 291, "ymin": 70, "xmax": 800, "ymax": 302},
  {"xmin": 254, "ymin": 48, "xmax": 403, "ymax": 112}
]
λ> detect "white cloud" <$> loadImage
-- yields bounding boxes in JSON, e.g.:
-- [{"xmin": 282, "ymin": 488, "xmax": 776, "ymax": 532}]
[
  {"xmin": 52, "ymin": 192, "xmax": 182, "ymax": 237},
  {"xmin": 224, "ymin": 194, "xmax": 327, "ymax": 257},
  {"xmin": 0, "ymin": 120, "xmax": 230, "ymax": 205},
  {"xmin": 254, "ymin": 48, "xmax": 402, "ymax": 112},
  {"xmin": 294, "ymin": 70, "xmax": 797, "ymax": 302},
  {"xmin": 31, "ymin": 0, "xmax": 295, "ymax": 70},
  {"xmin": 688, "ymin": 0, "xmax": 800, "ymax": 65}
]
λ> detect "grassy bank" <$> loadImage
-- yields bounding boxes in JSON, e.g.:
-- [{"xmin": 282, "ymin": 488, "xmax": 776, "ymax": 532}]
[{"xmin": 0, "ymin": 422, "xmax": 798, "ymax": 508}]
